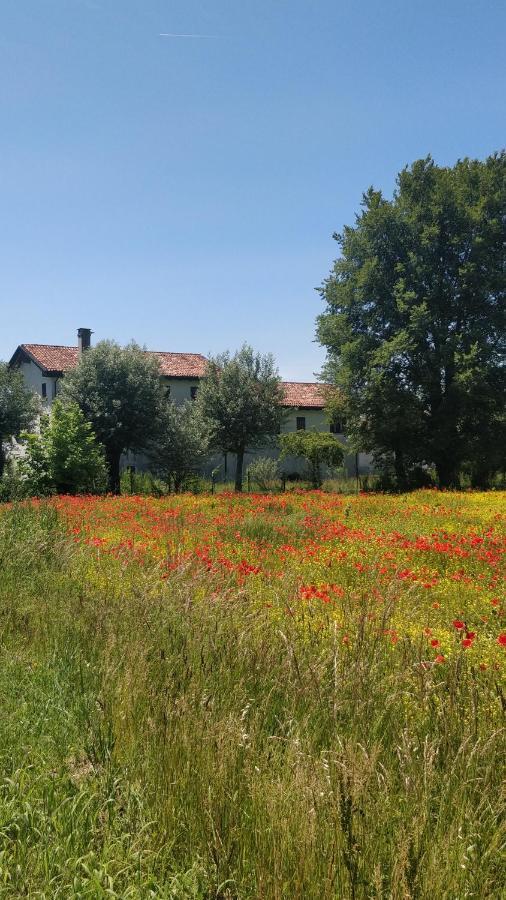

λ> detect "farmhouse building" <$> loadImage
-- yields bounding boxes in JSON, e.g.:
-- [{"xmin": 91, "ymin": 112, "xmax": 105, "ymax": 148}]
[{"xmin": 9, "ymin": 329, "xmax": 372, "ymax": 478}]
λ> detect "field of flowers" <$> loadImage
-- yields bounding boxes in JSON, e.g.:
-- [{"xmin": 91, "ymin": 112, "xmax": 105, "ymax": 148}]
[
  {"xmin": 53, "ymin": 489, "xmax": 505, "ymax": 672},
  {"xmin": 1, "ymin": 489, "xmax": 504, "ymax": 897}
]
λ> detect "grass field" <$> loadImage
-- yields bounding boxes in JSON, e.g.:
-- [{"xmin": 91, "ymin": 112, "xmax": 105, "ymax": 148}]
[{"xmin": 0, "ymin": 490, "xmax": 504, "ymax": 898}]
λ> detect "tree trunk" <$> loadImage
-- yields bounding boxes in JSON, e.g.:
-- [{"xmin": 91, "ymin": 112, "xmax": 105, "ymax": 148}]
[
  {"xmin": 107, "ymin": 450, "xmax": 121, "ymax": 495},
  {"xmin": 311, "ymin": 459, "xmax": 321, "ymax": 489},
  {"xmin": 394, "ymin": 448, "xmax": 407, "ymax": 491},
  {"xmin": 235, "ymin": 447, "xmax": 245, "ymax": 492},
  {"xmin": 0, "ymin": 442, "xmax": 5, "ymax": 479},
  {"xmin": 435, "ymin": 460, "xmax": 460, "ymax": 490}
]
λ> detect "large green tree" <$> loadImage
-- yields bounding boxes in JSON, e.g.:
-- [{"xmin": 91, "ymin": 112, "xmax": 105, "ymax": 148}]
[
  {"xmin": 317, "ymin": 153, "xmax": 506, "ymax": 488},
  {"xmin": 61, "ymin": 341, "xmax": 163, "ymax": 493},
  {"xmin": 196, "ymin": 345, "xmax": 285, "ymax": 491},
  {"xmin": 0, "ymin": 362, "xmax": 39, "ymax": 477}
]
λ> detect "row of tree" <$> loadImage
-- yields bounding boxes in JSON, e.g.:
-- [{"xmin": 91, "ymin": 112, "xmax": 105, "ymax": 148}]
[{"xmin": 0, "ymin": 345, "xmax": 343, "ymax": 495}]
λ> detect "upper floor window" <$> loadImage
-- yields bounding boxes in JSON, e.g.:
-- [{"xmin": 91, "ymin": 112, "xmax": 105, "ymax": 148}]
[
  {"xmin": 52, "ymin": 381, "xmax": 58, "ymax": 399},
  {"xmin": 41, "ymin": 382, "xmax": 47, "ymax": 399},
  {"xmin": 296, "ymin": 416, "xmax": 306, "ymax": 431},
  {"xmin": 330, "ymin": 419, "xmax": 344, "ymax": 434},
  {"xmin": 165, "ymin": 384, "xmax": 171, "ymax": 398},
  {"xmin": 190, "ymin": 386, "xmax": 198, "ymax": 401}
]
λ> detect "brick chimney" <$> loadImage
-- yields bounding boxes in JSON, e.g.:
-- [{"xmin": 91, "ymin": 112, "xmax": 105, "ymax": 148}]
[{"xmin": 77, "ymin": 328, "xmax": 92, "ymax": 355}]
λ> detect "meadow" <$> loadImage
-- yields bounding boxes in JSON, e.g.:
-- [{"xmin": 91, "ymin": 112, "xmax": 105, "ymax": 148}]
[{"xmin": 0, "ymin": 489, "xmax": 504, "ymax": 898}]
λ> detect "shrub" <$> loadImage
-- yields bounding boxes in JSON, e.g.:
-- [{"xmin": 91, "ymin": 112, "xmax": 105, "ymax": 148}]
[
  {"xmin": 247, "ymin": 457, "xmax": 280, "ymax": 492},
  {"xmin": 21, "ymin": 401, "xmax": 108, "ymax": 496},
  {"xmin": 148, "ymin": 400, "xmax": 210, "ymax": 493},
  {"xmin": 0, "ymin": 458, "xmax": 28, "ymax": 502},
  {"xmin": 279, "ymin": 431, "xmax": 344, "ymax": 488}
]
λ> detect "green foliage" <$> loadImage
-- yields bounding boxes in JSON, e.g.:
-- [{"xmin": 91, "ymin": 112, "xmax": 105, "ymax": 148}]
[
  {"xmin": 247, "ymin": 456, "xmax": 280, "ymax": 492},
  {"xmin": 279, "ymin": 430, "xmax": 344, "ymax": 487},
  {"xmin": 21, "ymin": 400, "xmax": 108, "ymax": 495},
  {"xmin": 119, "ymin": 469, "xmax": 168, "ymax": 496},
  {"xmin": 0, "ymin": 459, "xmax": 29, "ymax": 502},
  {"xmin": 0, "ymin": 362, "xmax": 39, "ymax": 476},
  {"xmin": 317, "ymin": 153, "xmax": 506, "ymax": 489},
  {"xmin": 196, "ymin": 344, "xmax": 285, "ymax": 491},
  {"xmin": 61, "ymin": 341, "xmax": 164, "ymax": 493},
  {"xmin": 148, "ymin": 399, "xmax": 211, "ymax": 492}
]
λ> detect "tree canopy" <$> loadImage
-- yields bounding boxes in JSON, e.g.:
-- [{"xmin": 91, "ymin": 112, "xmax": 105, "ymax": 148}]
[
  {"xmin": 21, "ymin": 400, "xmax": 108, "ymax": 496},
  {"xmin": 148, "ymin": 399, "xmax": 210, "ymax": 492},
  {"xmin": 196, "ymin": 345, "xmax": 285, "ymax": 490},
  {"xmin": 0, "ymin": 362, "xmax": 39, "ymax": 477},
  {"xmin": 279, "ymin": 431, "xmax": 344, "ymax": 488},
  {"xmin": 317, "ymin": 153, "xmax": 506, "ymax": 488},
  {"xmin": 61, "ymin": 341, "xmax": 163, "ymax": 493}
]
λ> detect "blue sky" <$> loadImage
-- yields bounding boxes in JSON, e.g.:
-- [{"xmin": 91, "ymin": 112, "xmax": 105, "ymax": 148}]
[{"xmin": 1, "ymin": 0, "xmax": 504, "ymax": 379}]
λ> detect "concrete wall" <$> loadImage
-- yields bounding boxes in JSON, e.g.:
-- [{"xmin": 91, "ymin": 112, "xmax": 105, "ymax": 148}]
[
  {"xmin": 163, "ymin": 377, "xmax": 200, "ymax": 404},
  {"xmin": 19, "ymin": 360, "xmax": 60, "ymax": 413}
]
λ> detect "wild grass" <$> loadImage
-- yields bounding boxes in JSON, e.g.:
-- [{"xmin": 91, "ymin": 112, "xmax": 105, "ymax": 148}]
[{"xmin": 0, "ymin": 503, "xmax": 504, "ymax": 898}]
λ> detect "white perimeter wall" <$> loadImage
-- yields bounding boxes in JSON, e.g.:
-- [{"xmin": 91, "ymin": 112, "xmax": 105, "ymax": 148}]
[{"xmin": 16, "ymin": 364, "xmax": 374, "ymax": 479}]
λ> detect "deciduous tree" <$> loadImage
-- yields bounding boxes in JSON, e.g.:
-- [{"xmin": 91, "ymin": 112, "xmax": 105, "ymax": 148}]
[
  {"xmin": 61, "ymin": 341, "xmax": 163, "ymax": 493},
  {"xmin": 21, "ymin": 400, "xmax": 108, "ymax": 495},
  {"xmin": 196, "ymin": 345, "xmax": 285, "ymax": 491},
  {"xmin": 317, "ymin": 153, "xmax": 506, "ymax": 488},
  {"xmin": 148, "ymin": 399, "xmax": 210, "ymax": 492},
  {"xmin": 279, "ymin": 431, "xmax": 343, "ymax": 488}
]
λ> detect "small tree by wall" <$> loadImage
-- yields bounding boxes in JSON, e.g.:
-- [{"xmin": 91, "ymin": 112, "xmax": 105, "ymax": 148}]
[
  {"xmin": 279, "ymin": 431, "xmax": 344, "ymax": 488},
  {"xmin": 21, "ymin": 400, "xmax": 108, "ymax": 495},
  {"xmin": 0, "ymin": 362, "xmax": 39, "ymax": 477},
  {"xmin": 196, "ymin": 345, "xmax": 285, "ymax": 491},
  {"xmin": 148, "ymin": 399, "xmax": 210, "ymax": 492}
]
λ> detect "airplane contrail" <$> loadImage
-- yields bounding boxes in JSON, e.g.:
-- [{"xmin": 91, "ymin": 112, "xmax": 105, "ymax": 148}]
[{"xmin": 159, "ymin": 33, "xmax": 221, "ymax": 38}]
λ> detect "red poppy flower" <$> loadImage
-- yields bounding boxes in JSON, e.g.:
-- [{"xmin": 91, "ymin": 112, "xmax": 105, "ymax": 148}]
[
  {"xmin": 452, "ymin": 620, "xmax": 465, "ymax": 630},
  {"xmin": 430, "ymin": 639, "xmax": 440, "ymax": 648},
  {"xmin": 461, "ymin": 638, "xmax": 473, "ymax": 649},
  {"xmin": 434, "ymin": 654, "xmax": 445, "ymax": 664},
  {"xmin": 497, "ymin": 633, "xmax": 506, "ymax": 647}
]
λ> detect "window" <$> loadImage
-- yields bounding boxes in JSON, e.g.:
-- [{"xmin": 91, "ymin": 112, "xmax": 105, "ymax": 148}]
[
  {"xmin": 296, "ymin": 416, "xmax": 306, "ymax": 431},
  {"xmin": 52, "ymin": 381, "xmax": 58, "ymax": 399},
  {"xmin": 41, "ymin": 382, "xmax": 47, "ymax": 398},
  {"xmin": 165, "ymin": 384, "xmax": 171, "ymax": 398},
  {"xmin": 330, "ymin": 418, "xmax": 345, "ymax": 434},
  {"xmin": 190, "ymin": 386, "xmax": 198, "ymax": 401}
]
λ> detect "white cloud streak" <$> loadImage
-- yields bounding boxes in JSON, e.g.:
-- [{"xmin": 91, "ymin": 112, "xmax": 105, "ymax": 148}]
[{"xmin": 159, "ymin": 33, "xmax": 222, "ymax": 39}]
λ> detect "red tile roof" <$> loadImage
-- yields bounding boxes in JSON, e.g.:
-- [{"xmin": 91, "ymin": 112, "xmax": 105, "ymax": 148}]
[
  {"xmin": 20, "ymin": 344, "xmax": 80, "ymax": 373},
  {"xmin": 152, "ymin": 351, "xmax": 208, "ymax": 378},
  {"xmin": 281, "ymin": 382, "xmax": 329, "ymax": 408},
  {"xmin": 13, "ymin": 344, "xmax": 327, "ymax": 405},
  {"xmin": 16, "ymin": 344, "xmax": 208, "ymax": 378}
]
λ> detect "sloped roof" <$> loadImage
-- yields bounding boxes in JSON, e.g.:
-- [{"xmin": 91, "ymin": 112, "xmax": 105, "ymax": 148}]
[
  {"xmin": 11, "ymin": 343, "xmax": 328, "ymax": 407},
  {"xmin": 13, "ymin": 344, "xmax": 208, "ymax": 378},
  {"xmin": 281, "ymin": 382, "xmax": 329, "ymax": 408},
  {"xmin": 152, "ymin": 351, "xmax": 208, "ymax": 378},
  {"xmin": 18, "ymin": 344, "xmax": 80, "ymax": 373}
]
